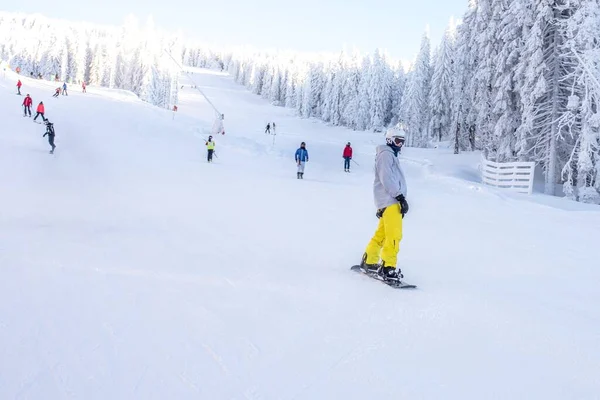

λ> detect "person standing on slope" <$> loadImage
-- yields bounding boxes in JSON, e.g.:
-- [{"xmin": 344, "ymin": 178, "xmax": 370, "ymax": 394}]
[
  {"xmin": 295, "ymin": 142, "xmax": 309, "ymax": 179},
  {"xmin": 205, "ymin": 135, "xmax": 215, "ymax": 163},
  {"xmin": 33, "ymin": 101, "xmax": 46, "ymax": 122},
  {"xmin": 16, "ymin": 79, "xmax": 22, "ymax": 95},
  {"xmin": 82, "ymin": 81, "xmax": 87, "ymax": 93},
  {"xmin": 359, "ymin": 126, "xmax": 409, "ymax": 282},
  {"xmin": 22, "ymin": 94, "xmax": 32, "ymax": 117},
  {"xmin": 265, "ymin": 123, "xmax": 271, "ymax": 134},
  {"xmin": 62, "ymin": 82, "xmax": 68, "ymax": 96},
  {"xmin": 343, "ymin": 142, "xmax": 353, "ymax": 172},
  {"xmin": 43, "ymin": 120, "xmax": 56, "ymax": 154}
]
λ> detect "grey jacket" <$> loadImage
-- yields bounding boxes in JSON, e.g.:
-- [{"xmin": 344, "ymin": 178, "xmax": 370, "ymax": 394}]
[{"xmin": 373, "ymin": 144, "xmax": 407, "ymax": 209}]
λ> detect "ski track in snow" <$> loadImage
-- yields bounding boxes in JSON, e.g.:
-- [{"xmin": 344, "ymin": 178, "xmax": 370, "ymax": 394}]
[{"xmin": 1, "ymin": 68, "xmax": 600, "ymax": 399}]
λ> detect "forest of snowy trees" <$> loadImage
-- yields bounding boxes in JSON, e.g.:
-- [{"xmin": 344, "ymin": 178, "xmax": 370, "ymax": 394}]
[
  {"xmin": 184, "ymin": 1, "xmax": 600, "ymax": 203},
  {"xmin": 0, "ymin": 12, "xmax": 181, "ymax": 109},
  {"xmin": 2, "ymin": 1, "xmax": 599, "ymax": 203}
]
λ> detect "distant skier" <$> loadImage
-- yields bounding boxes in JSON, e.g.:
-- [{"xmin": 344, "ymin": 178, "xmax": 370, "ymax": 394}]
[
  {"xmin": 272, "ymin": 122, "xmax": 276, "ymax": 134},
  {"xmin": 205, "ymin": 135, "xmax": 215, "ymax": 162},
  {"xmin": 359, "ymin": 126, "xmax": 409, "ymax": 282},
  {"xmin": 62, "ymin": 82, "xmax": 68, "ymax": 96},
  {"xmin": 265, "ymin": 123, "xmax": 271, "ymax": 134},
  {"xmin": 33, "ymin": 101, "xmax": 46, "ymax": 122},
  {"xmin": 16, "ymin": 79, "xmax": 22, "ymax": 95},
  {"xmin": 295, "ymin": 142, "xmax": 309, "ymax": 179},
  {"xmin": 22, "ymin": 94, "xmax": 32, "ymax": 117},
  {"xmin": 82, "ymin": 81, "xmax": 87, "ymax": 93},
  {"xmin": 343, "ymin": 142, "xmax": 353, "ymax": 172},
  {"xmin": 43, "ymin": 120, "xmax": 56, "ymax": 154},
  {"xmin": 53, "ymin": 87, "xmax": 60, "ymax": 97}
]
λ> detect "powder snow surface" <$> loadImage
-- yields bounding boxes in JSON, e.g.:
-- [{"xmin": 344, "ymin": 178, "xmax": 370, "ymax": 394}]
[{"xmin": 1, "ymin": 68, "xmax": 599, "ymax": 399}]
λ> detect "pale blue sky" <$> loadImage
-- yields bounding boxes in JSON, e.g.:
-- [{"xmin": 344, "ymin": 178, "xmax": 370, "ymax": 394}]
[{"xmin": 5, "ymin": 0, "xmax": 468, "ymax": 61}]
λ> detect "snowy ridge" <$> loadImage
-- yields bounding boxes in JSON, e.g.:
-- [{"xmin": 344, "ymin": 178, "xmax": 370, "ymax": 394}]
[{"xmin": 1, "ymin": 67, "xmax": 599, "ymax": 399}]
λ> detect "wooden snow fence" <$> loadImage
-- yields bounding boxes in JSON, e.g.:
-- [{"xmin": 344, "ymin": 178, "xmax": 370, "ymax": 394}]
[{"xmin": 481, "ymin": 157, "xmax": 535, "ymax": 195}]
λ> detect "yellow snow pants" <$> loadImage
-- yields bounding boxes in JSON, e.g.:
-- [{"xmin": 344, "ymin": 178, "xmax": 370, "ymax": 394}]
[{"xmin": 364, "ymin": 203, "xmax": 403, "ymax": 267}]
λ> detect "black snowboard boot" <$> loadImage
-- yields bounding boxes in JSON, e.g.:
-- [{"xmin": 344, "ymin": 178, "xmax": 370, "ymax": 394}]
[
  {"xmin": 297, "ymin": 172, "xmax": 300, "ymax": 179},
  {"xmin": 380, "ymin": 266, "xmax": 403, "ymax": 282},
  {"xmin": 360, "ymin": 253, "xmax": 380, "ymax": 273}
]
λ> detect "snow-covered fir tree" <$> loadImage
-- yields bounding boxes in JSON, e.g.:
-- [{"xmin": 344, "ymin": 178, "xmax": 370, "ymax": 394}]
[
  {"xmin": 429, "ymin": 20, "xmax": 456, "ymax": 142},
  {"xmin": 0, "ymin": 11, "xmax": 178, "ymax": 109},
  {"xmin": 400, "ymin": 32, "xmax": 432, "ymax": 146},
  {"xmin": 6, "ymin": 5, "xmax": 598, "ymax": 202}
]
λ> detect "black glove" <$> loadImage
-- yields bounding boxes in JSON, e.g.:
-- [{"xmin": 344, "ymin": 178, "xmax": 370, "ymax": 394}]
[{"xmin": 395, "ymin": 194, "xmax": 409, "ymax": 217}]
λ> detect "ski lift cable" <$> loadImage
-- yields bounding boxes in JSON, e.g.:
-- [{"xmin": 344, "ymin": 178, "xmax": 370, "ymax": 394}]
[{"xmin": 163, "ymin": 49, "xmax": 223, "ymax": 118}]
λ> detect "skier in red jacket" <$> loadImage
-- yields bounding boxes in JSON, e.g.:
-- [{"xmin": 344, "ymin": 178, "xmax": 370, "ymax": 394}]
[
  {"xmin": 16, "ymin": 80, "xmax": 22, "ymax": 95},
  {"xmin": 343, "ymin": 142, "xmax": 353, "ymax": 172},
  {"xmin": 22, "ymin": 94, "xmax": 32, "ymax": 117},
  {"xmin": 34, "ymin": 101, "xmax": 46, "ymax": 122}
]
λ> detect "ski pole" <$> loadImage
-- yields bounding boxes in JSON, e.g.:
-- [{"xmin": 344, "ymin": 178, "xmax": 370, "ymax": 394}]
[{"xmin": 352, "ymin": 159, "xmax": 360, "ymax": 167}]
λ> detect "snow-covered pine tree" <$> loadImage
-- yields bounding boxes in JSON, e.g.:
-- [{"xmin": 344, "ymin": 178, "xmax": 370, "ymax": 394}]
[
  {"xmin": 369, "ymin": 49, "xmax": 393, "ymax": 132},
  {"xmin": 400, "ymin": 32, "xmax": 432, "ymax": 146},
  {"xmin": 451, "ymin": 0, "xmax": 478, "ymax": 153},
  {"xmin": 301, "ymin": 62, "xmax": 325, "ymax": 118},
  {"xmin": 356, "ymin": 55, "xmax": 372, "ymax": 130},
  {"xmin": 561, "ymin": 0, "xmax": 600, "ymax": 202},
  {"xmin": 490, "ymin": 0, "xmax": 527, "ymax": 161},
  {"xmin": 429, "ymin": 20, "xmax": 456, "ymax": 142},
  {"xmin": 389, "ymin": 61, "xmax": 406, "ymax": 127},
  {"xmin": 341, "ymin": 50, "xmax": 362, "ymax": 129},
  {"xmin": 518, "ymin": 0, "xmax": 579, "ymax": 195}
]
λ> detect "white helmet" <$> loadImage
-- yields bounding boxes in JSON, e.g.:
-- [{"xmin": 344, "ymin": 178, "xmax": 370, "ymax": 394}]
[{"xmin": 385, "ymin": 125, "xmax": 406, "ymax": 146}]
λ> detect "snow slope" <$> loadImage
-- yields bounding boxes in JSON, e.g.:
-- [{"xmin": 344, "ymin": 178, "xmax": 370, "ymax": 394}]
[{"xmin": 1, "ymin": 69, "xmax": 599, "ymax": 400}]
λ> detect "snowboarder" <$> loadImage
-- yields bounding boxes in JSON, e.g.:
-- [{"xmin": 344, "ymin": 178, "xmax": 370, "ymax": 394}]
[
  {"xmin": 343, "ymin": 142, "xmax": 353, "ymax": 172},
  {"xmin": 359, "ymin": 126, "xmax": 409, "ymax": 282},
  {"xmin": 82, "ymin": 81, "xmax": 87, "ymax": 93},
  {"xmin": 62, "ymin": 82, "xmax": 68, "ymax": 96},
  {"xmin": 43, "ymin": 120, "xmax": 56, "ymax": 154},
  {"xmin": 16, "ymin": 79, "xmax": 22, "ymax": 95},
  {"xmin": 295, "ymin": 142, "xmax": 309, "ymax": 179},
  {"xmin": 53, "ymin": 87, "xmax": 60, "ymax": 97},
  {"xmin": 265, "ymin": 123, "xmax": 271, "ymax": 134},
  {"xmin": 33, "ymin": 102, "xmax": 46, "ymax": 122},
  {"xmin": 205, "ymin": 136, "xmax": 215, "ymax": 162},
  {"xmin": 22, "ymin": 94, "xmax": 32, "ymax": 117}
]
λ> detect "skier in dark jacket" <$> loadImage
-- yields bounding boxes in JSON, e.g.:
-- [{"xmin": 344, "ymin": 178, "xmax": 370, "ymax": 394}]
[
  {"xmin": 62, "ymin": 82, "xmax": 68, "ymax": 96},
  {"xmin": 43, "ymin": 120, "xmax": 56, "ymax": 154}
]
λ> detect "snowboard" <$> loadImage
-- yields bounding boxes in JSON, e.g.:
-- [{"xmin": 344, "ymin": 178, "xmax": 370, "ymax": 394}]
[{"xmin": 351, "ymin": 265, "xmax": 417, "ymax": 289}]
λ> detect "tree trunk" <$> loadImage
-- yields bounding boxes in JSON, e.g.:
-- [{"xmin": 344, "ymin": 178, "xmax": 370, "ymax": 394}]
[
  {"xmin": 545, "ymin": 25, "xmax": 562, "ymax": 196},
  {"xmin": 454, "ymin": 121, "xmax": 460, "ymax": 154}
]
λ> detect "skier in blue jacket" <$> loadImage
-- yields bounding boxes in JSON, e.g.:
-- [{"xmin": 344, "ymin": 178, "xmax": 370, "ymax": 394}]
[{"xmin": 295, "ymin": 142, "xmax": 309, "ymax": 179}]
